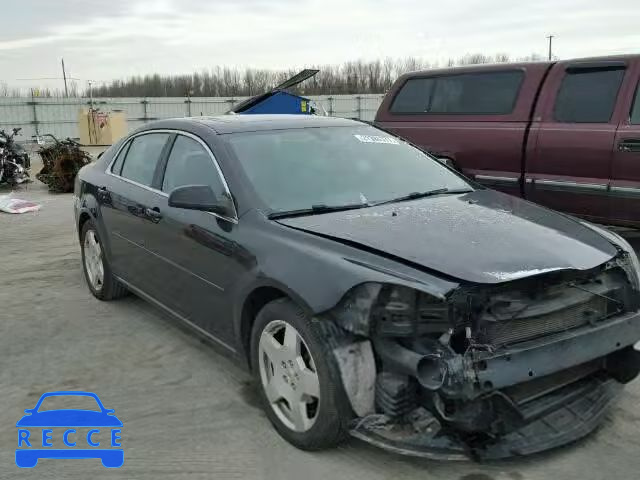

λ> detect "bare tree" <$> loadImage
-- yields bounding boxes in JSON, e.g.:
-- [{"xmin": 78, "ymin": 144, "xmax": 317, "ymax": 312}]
[{"xmin": 8, "ymin": 53, "xmax": 552, "ymax": 98}]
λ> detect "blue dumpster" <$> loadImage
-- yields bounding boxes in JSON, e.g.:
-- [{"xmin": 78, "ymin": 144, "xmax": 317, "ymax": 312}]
[{"xmin": 230, "ymin": 69, "xmax": 319, "ymax": 115}]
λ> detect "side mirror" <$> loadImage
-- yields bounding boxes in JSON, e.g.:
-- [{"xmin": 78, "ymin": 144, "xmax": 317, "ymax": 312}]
[
  {"xmin": 168, "ymin": 185, "xmax": 233, "ymax": 217},
  {"xmin": 24, "ymin": 409, "xmax": 33, "ymax": 414},
  {"xmin": 97, "ymin": 151, "xmax": 104, "ymax": 159}
]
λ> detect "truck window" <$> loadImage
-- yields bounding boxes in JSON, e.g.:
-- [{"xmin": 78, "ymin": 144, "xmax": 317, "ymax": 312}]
[
  {"xmin": 390, "ymin": 78, "xmax": 435, "ymax": 113},
  {"xmin": 553, "ymin": 67, "xmax": 625, "ymax": 123},
  {"xmin": 631, "ymin": 84, "xmax": 640, "ymax": 124},
  {"xmin": 390, "ymin": 71, "xmax": 523, "ymax": 115}
]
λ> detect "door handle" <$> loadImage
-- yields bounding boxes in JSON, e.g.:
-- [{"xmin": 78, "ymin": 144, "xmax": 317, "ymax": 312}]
[
  {"xmin": 618, "ymin": 139, "xmax": 640, "ymax": 152},
  {"xmin": 144, "ymin": 207, "xmax": 162, "ymax": 222}
]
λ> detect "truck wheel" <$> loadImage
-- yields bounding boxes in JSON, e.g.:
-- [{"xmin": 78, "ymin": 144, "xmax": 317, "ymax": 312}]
[
  {"xmin": 80, "ymin": 220, "xmax": 127, "ymax": 300},
  {"xmin": 250, "ymin": 298, "xmax": 351, "ymax": 450}
]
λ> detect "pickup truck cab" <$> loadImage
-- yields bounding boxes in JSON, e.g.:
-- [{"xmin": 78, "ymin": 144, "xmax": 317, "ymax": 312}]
[{"xmin": 375, "ymin": 54, "xmax": 640, "ymax": 228}]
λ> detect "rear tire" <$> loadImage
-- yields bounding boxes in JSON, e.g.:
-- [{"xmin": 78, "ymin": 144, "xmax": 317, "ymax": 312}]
[
  {"xmin": 250, "ymin": 298, "xmax": 351, "ymax": 450},
  {"xmin": 80, "ymin": 219, "xmax": 127, "ymax": 300}
]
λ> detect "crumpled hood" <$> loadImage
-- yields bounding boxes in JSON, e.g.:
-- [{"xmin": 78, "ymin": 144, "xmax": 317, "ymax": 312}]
[{"xmin": 277, "ymin": 190, "xmax": 618, "ymax": 284}]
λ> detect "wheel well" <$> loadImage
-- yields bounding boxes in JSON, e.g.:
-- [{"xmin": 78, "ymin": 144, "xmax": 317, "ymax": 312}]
[
  {"xmin": 241, "ymin": 286, "xmax": 288, "ymax": 370},
  {"xmin": 78, "ymin": 212, "xmax": 91, "ymax": 239}
]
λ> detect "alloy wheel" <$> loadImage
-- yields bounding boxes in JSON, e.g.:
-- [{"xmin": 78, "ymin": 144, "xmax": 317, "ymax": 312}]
[
  {"xmin": 258, "ymin": 319, "xmax": 321, "ymax": 432},
  {"xmin": 83, "ymin": 229, "xmax": 104, "ymax": 291}
]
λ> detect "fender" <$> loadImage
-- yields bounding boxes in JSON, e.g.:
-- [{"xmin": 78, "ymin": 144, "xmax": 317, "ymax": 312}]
[{"xmin": 229, "ymin": 217, "xmax": 459, "ymax": 361}]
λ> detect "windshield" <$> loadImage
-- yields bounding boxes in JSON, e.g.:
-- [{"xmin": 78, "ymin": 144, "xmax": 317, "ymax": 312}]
[{"xmin": 225, "ymin": 125, "xmax": 472, "ymax": 213}]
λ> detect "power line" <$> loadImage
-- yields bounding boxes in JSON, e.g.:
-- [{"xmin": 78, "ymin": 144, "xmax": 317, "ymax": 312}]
[{"xmin": 15, "ymin": 77, "xmax": 81, "ymax": 81}]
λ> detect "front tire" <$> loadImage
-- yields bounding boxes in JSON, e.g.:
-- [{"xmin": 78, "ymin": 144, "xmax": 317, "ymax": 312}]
[
  {"xmin": 80, "ymin": 220, "xmax": 127, "ymax": 300},
  {"xmin": 250, "ymin": 298, "xmax": 351, "ymax": 450}
]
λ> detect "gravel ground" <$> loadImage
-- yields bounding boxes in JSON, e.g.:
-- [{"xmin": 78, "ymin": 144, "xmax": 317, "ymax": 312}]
[{"xmin": 1, "ymin": 157, "xmax": 640, "ymax": 480}]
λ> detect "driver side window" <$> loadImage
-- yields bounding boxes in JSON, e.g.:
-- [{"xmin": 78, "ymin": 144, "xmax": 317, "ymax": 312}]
[{"xmin": 162, "ymin": 135, "xmax": 226, "ymax": 195}]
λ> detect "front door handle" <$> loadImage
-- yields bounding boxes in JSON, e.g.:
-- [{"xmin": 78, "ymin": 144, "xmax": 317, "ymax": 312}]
[
  {"xmin": 618, "ymin": 139, "xmax": 640, "ymax": 152},
  {"xmin": 144, "ymin": 207, "xmax": 162, "ymax": 222}
]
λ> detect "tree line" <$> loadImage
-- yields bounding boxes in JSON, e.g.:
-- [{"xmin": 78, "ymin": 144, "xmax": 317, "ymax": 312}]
[{"xmin": 2, "ymin": 53, "xmax": 544, "ymax": 98}]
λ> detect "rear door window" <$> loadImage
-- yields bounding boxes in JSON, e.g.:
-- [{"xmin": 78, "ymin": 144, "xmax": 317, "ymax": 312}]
[
  {"xmin": 110, "ymin": 141, "xmax": 130, "ymax": 175},
  {"xmin": 119, "ymin": 133, "xmax": 170, "ymax": 187},
  {"xmin": 390, "ymin": 71, "xmax": 523, "ymax": 114},
  {"xmin": 161, "ymin": 135, "xmax": 226, "ymax": 195},
  {"xmin": 553, "ymin": 67, "xmax": 625, "ymax": 123}
]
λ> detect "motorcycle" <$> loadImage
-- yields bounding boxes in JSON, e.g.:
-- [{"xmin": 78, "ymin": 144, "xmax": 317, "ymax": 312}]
[{"xmin": 0, "ymin": 127, "xmax": 31, "ymax": 186}]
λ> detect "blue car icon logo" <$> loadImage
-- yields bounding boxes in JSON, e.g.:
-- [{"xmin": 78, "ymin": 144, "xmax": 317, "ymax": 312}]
[{"xmin": 16, "ymin": 391, "xmax": 123, "ymax": 468}]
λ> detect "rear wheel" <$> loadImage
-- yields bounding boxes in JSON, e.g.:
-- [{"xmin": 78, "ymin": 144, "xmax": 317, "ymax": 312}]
[
  {"xmin": 251, "ymin": 298, "xmax": 351, "ymax": 450},
  {"xmin": 80, "ymin": 220, "xmax": 127, "ymax": 300}
]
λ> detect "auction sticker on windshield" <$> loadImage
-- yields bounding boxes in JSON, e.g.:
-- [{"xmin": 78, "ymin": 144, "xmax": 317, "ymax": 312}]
[
  {"xmin": 353, "ymin": 134, "xmax": 399, "ymax": 144},
  {"xmin": 15, "ymin": 391, "xmax": 123, "ymax": 468}
]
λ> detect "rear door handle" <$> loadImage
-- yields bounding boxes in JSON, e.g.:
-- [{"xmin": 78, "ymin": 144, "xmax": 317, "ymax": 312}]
[
  {"xmin": 145, "ymin": 207, "xmax": 162, "ymax": 222},
  {"xmin": 618, "ymin": 139, "xmax": 640, "ymax": 152}
]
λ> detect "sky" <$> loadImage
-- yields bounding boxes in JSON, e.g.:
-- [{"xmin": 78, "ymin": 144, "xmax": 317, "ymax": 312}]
[{"xmin": 1, "ymin": 0, "xmax": 639, "ymax": 91}]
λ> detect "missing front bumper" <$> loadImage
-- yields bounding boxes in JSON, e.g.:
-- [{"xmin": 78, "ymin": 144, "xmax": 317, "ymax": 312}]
[
  {"xmin": 345, "ymin": 310, "xmax": 640, "ymax": 460},
  {"xmin": 350, "ymin": 376, "xmax": 622, "ymax": 460}
]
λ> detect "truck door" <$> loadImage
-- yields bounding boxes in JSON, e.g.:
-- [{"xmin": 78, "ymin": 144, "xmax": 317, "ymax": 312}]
[
  {"xmin": 611, "ymin": 60, "xmax": 640, "ymax": 228},
  {"xmin": 375, "ymin": 66, "xmax": 548, "ymax": 199},
  {"xmin": 526, "ymin": 60, "xmax": 632, "ymax": 223}
]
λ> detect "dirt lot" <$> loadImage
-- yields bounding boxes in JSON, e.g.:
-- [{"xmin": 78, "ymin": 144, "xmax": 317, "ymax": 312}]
[{"xmin": 2, "ymin": 157, "xmax": 640, "ymax": 479}]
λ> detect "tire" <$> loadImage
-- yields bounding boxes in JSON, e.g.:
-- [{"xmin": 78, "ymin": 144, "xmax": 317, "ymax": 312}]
[
  {"xmin": 250, "ymin": 298, "xmax": 351, "ymax": 450},
  {"xmin": 80, "ymin": 219, "xmax": 128, "ymax": 301}
]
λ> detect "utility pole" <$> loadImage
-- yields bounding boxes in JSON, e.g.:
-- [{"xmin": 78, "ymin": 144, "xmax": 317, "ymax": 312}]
[
  {"xmin": 61, "ymin": 58, "xmax": 69, "ymax": 97},
  {"xmin": 88, "ymin": 80, "xmax": 94, "ymax": 110},
  {"xmin": 546, "ymin": 35, "xmax": 555, "ymax": 61}
]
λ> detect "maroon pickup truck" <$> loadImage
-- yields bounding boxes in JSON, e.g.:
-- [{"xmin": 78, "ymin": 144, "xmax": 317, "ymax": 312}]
[{"xmin": 375, "ymin": 54, "xmax": 640, "ymax": 228}]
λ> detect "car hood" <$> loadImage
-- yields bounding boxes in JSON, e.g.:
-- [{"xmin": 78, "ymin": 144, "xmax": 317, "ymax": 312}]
[
  {"xmin": 276, "ymin": 189, "xmax": 618, "ymax": 284},
  {"xmin": 16, "ymin": 410, "xmax": 123, "ymax": 427}
]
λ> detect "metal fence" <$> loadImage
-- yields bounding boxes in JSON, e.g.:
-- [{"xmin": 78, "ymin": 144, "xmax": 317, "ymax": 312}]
[{"xmin": 0, "ymin": 94, "xmax": 385, "ymax": 141}]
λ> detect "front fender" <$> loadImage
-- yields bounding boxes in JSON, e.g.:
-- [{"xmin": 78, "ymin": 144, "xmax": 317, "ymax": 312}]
[{"xmin": 230, "ymin": 215, "xmax": 459, "ymax": 357}]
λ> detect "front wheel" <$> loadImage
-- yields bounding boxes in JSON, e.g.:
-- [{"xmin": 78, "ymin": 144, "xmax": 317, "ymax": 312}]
[{"xmin": 250, "ymin": 298, "xmax": 351, "ymax": 450}]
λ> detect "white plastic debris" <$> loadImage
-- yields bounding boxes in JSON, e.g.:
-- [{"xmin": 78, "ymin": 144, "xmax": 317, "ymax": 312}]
[{"xmin": 0, "ymin": 194, "xmax": 41, "ymax": 214}]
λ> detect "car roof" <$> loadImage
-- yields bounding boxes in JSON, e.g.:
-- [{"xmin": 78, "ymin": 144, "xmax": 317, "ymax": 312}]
[
  {"xmin": 401, "ymin": 53, "xmax": 640, "ymax": 79},
  {"xmin": 136, "ymin": 114, "xmax": 361, "ymax": 135}
]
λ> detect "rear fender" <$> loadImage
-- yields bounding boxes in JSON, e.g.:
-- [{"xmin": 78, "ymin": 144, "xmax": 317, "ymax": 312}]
[{"xmin": 76, "ymin": 192, "xmax": 114, "ymax": 265}]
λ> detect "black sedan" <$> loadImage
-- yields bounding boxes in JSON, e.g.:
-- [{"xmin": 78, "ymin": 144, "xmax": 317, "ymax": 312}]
[{"xmin": 74, "ymin": 115, "xmax": 640, "ymax": 460}]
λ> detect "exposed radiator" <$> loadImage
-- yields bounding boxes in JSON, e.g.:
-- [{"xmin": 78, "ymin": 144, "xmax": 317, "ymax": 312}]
[
  {"xmin": 477, "ymin": 269, "xmax": 627, "ymax": 346},
  {"xmin": 483, "ymin": 296, "xmax": 610, "ymax": 345}
]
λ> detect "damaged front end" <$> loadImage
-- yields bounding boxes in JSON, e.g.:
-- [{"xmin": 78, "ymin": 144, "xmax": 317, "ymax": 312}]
[{"xmin": 321, "ymin": 254, "xmax": 640, "ymax": 460}]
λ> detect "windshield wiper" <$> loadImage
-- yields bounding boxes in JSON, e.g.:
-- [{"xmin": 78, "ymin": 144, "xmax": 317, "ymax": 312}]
[
  {"xmin": 372, "ymin": 188, "xmax": 472, "ymax": 207},
  {"xmin": 268, "ymin": 188, "xmax": 472, "ymax": 219},
  {"xmin": 268, "ymin": 203, "xmax": 368, "ymax": 220}
]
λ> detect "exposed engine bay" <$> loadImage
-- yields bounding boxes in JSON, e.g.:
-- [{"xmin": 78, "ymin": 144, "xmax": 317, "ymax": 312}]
[{"xmin": 321, "ymin": 254, "xmax": 640, "ymax": 460}]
